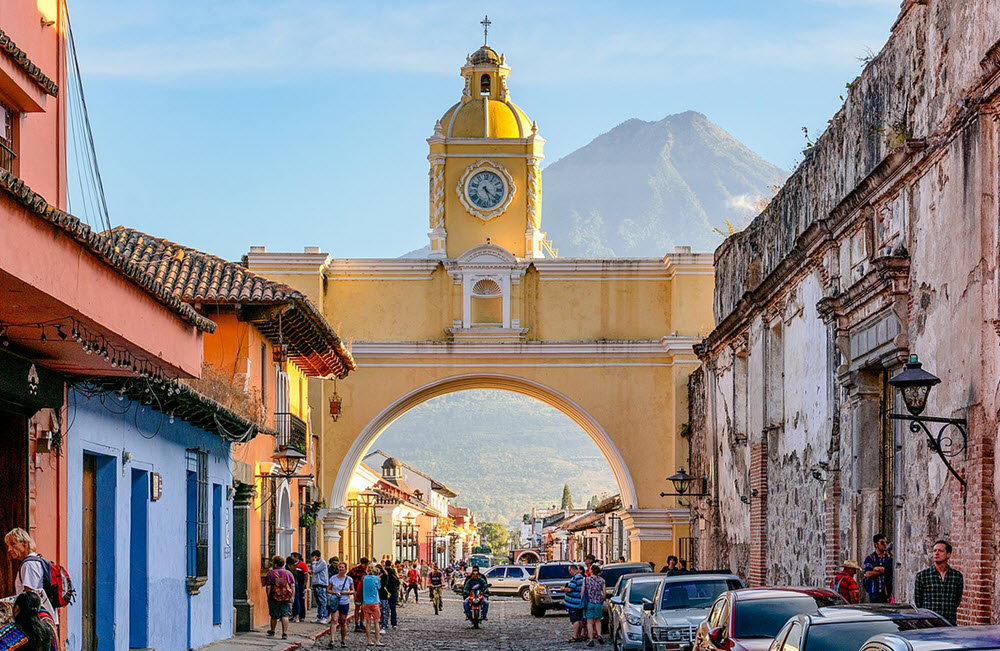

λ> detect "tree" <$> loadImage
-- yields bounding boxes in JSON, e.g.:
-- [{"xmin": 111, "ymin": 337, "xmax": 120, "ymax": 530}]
[
  {"xmin": 561, "ymin": 483, "xmax": 574, "ymax": 509},
  {"xmin": 478, "ymin": 522, "xmax": 509, "ymax": 552}
]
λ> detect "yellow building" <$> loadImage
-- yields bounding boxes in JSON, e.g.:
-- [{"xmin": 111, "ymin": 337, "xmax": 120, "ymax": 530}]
[{"xmin": 247, "ymin": 41, "xmax": 714, "ymax": 564}]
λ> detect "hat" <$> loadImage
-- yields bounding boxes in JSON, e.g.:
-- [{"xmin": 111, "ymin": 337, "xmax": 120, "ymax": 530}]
[{"xmin": 842, "ymin": 560, "xmax": 862, "ymax": 571}]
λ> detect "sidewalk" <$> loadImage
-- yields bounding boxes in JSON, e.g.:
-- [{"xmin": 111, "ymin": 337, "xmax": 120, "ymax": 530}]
[{"xmin": 197, "ymin": 621, "xmax": 331, "ymax": 651}]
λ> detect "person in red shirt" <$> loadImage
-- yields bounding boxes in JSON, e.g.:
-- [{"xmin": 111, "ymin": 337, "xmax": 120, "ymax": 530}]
[
  {"xmin": 404, "ymin": 562, "xmax": 421, "ymax": 603},
  {"xmin": 830, "ymin": 560, "xmax": 861, "ymax": 604},
  {"xmin": 348, "ymin": 558, "xmax": 370, "ymax": 632}
]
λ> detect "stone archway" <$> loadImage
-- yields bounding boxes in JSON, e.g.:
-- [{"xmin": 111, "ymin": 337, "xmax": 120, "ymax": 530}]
[{"xmin": 329, "ymin": 373, "xmax": 637, "ymax": 512}]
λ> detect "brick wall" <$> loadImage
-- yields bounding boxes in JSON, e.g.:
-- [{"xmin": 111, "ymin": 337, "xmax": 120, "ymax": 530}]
[
  {"xmin": 824, "ymin": 471, "xmax": 842, "ymax": 584},
  {"xmin": 749, "ymin": 439, "xmax": 768, "ymax": 586}
]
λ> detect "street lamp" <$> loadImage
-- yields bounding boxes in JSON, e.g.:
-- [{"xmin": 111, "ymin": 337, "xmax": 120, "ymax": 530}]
[
  {"xmin": 660, "ymin": 467, "xmax": 709, "ymax": 498},
  {"xmin": 887, "ymin": 354, "xmax": 968, "ymax": 490},
  {"xmin": 271, "ymin": 447, "xmax": 306, "ymax": 476}
]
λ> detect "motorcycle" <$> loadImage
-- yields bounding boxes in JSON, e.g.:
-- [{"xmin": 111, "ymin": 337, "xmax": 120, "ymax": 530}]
[{"xmin": 467, "ymin": 586, "xmax": 486, "ymax": 629}]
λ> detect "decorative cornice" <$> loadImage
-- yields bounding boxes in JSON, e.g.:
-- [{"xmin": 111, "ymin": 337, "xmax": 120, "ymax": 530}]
[
  {"xmin": 350, "ymin": 337, "xmax": 702, "ymax": 359},
  {"xmin": 0, "ymin": 28, "xmax": 58, "ymax": 97},
  {"xmin": 532, "ymin": 254, "xmax": 713, "ymax": 281}
]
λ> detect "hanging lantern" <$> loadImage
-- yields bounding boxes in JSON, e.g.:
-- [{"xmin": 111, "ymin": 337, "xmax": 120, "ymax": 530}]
[
  {"xmin": 329, "ymin": 382, "xmax": 343, "ymax": 421},
  {"xmin": 272, "ymin": 343, "xmax": 289, "ymax": 363}
]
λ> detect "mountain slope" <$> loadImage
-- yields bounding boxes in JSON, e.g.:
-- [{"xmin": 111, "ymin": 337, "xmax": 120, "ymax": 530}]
[
  {"xmin": 542, "ymin": 111, "xmax": 787, "ymax": 257},
  {"xmin": 374, "ymin": 390, "xmax": 617, "ymax": 527}
]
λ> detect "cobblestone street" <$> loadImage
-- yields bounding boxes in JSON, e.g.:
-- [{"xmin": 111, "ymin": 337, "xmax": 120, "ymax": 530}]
[{"xmin": 305, "ymin": 594, "xmax": 579, "ymax": 651}]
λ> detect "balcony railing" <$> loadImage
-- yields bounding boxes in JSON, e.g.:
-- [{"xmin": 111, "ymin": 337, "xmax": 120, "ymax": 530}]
[
  {"xmin": 0, "ymin": 139, "xmax": 15, "ymax": 173},
  {"xmin": 274, "ymin": 411, "xmax": 307, "ymax": 453}
]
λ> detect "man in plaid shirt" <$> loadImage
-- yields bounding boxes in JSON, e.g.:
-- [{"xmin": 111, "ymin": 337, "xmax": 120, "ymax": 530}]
[{"xmin": 914, "ymin": 540, "xmax": 963, "ymax": 625}]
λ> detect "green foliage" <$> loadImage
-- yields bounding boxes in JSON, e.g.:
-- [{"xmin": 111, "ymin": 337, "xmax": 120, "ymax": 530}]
[
  {"xmin": 376, "ymin": 390, "xmax": 618, "ymax": 527},
  {"xmin": 560, "ymin": 483, "xmax": 574, "ymax": 509},
  {"xmin": 478, "ymin": 522, "xmax": 509, "ymax": 552}
]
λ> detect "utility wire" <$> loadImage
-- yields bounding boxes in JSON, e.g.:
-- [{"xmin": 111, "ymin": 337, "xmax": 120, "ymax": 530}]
[{"xmin": 61, "ymin": 0, "xmax": 112, "ymax": 234}]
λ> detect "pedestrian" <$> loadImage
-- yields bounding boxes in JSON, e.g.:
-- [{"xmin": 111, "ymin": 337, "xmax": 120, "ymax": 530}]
[
  {"xmin": 863, "ymin": 533, "xmax": 893, "ymax": 603},
  {"xmin": 830, "ymin": 560, "xmax": 861, "ymax": 604},
  {"xmin": 327, "ymin": 562, "xmax": 353, "ymax": 648},
  {"xmin": 659, "ymin": 555, "xmax": 678, "ymax": 573},
  {"xmin": 420, "ymin": 559, "xmax": 430, "ymax": 587},
  {"xmin": 285, "ymin": 555, "xmax": 301, "ymax": 622},
  {"xmin": 560, "ymin": 564, "xmax": 585, "ymax": 642},
  {"xmin": 4, "ymin": 529, "xmax": 58, "ymax": 632},
  {"xmin": 394, "ymin": 561, "xmax": 406, "ymax": 607},
  {"xmin": 581, "ymin": 564, "xmax": 606, "ymax": 647},
  {"xmin": 376, "ymin": 564, "xmax": 390, "ymax": 634},
  {"xmin": 3, "ymin": 591, "xmax": 55, "ymax": 651},
  {"xmin": 583, "ymin": 554, "xmax": 596, "ymax": 576},
  {"xmin": 310, "ymin": 550, "xmax": 329, "ymax": 623},
  {"xmin": 264, "ymin": 555, "xmax": 295, "ymax": 640},
  {"xmin": 914, "ymin": 540, "xmax": 964, "ymax": 626},
  {"xmin": 404, "ymin": 562, "xmax": 420, "ymax": 603},
  {"xmin": 679, "ymin": 559, "xmax": 688, "ymax": 570},
  {"xmin": 361, "ymin": 565, "xmax": 384, "ymax": 647},
  {"xmin": 348, "ymin": 558, "xmax": 370, "ymax": 632},
  {"xmin": 616, "ymin": 556, "xmax": 626, "ymax": 563}
]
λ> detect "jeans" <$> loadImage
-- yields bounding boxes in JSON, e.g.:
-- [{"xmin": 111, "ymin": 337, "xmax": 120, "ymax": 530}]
[
  {"xmin": 293, "ymin": 582, "xmax": 305, "ymax": 619},
  {"xmin": 463, "ymin": 597, "xmax": 489, "ymax": 619},
  {"xmin": 404, "ymin": 584, "xmax": 419, "ymax": 602},
  {"xmin": 379, "ymin": 599, "xmax": 390, "ymax": 630},
  {"xmin": 387, "ymin": 594, "xmax": 398, "ymax": 626},
  {"xmin": 313, "ymin": 586, "xmax": 328, "ymax": 620}
]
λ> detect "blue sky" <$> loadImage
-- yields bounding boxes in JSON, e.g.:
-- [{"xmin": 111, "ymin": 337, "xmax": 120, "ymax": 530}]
[{"xmin": 68, "ymin": 0, "xmax": 900, "ymax": 261}]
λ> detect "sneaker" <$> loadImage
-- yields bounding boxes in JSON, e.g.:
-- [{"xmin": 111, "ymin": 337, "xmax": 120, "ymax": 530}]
[
  {"xmin": 281, "ymin": 634, "xmax": 288, "ymax": 640},
  {"xmin": 586, "ymin": 642, "xmax": 595, "ymax": 648},
  {"xmin": 340, "ymin": 642, "xmax": 347, "ymax": 648},
  {"xmin": 266, "ymin": 630, "xmax": 275, "ymax": 637}
]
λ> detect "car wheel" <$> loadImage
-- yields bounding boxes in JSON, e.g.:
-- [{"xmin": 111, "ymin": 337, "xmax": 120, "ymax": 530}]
[
  {"xmin": 519, "ymin": 587, "xmax": 531, "ymax": 601},
  {"xmin": 530, "ymin": 603, "xmax": 545, "ymax": 618}
]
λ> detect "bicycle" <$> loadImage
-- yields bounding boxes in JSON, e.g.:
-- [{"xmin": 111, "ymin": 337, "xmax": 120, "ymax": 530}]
[{"xmin": 430, "ymin": 585, "xmax": 443, "ymax": 615}]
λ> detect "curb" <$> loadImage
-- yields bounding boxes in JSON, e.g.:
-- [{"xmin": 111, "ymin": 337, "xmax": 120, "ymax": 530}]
[{"xmin": 277, "ymin": 626, "xmax": 331, "ymax": 651}]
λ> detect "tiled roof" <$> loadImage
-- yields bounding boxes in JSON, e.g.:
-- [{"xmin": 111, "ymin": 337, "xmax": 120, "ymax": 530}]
[
  {"xmin": 0, "ymin": 170, "xmax": 215, "ymax": 332},
  {"xmin": 108, "ymin": 228, "xmax": 355, "ymax": 378},
  {"xmin": 0, "ymin": 28, "xmax": 59, "ymax": 96}
]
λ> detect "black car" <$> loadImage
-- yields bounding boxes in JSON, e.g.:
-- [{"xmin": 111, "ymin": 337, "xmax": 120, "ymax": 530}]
[{"xmin": 768, "ymin": 605, "xmax": 950, "ymax": 651}]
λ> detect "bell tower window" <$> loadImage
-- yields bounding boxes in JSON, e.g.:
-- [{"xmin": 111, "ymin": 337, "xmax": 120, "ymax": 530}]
[{"xmin": 480, "ymin": 73, "xmax": 491, "ymax": 96}]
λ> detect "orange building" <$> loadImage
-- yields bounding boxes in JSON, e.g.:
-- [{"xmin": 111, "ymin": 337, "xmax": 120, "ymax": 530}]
[{"xmin": 105, "ymin": 229, "xmax": 355, "ymax": 630}]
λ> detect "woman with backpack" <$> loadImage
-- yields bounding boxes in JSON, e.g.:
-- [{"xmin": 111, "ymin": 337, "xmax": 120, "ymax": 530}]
[
  {"xmin": 3, "ymin": 529, "xmax": 61, "ymax": 632},
  {"xmin": 265, "ymin": 556, "xmax": 296, "ymax": 639}
]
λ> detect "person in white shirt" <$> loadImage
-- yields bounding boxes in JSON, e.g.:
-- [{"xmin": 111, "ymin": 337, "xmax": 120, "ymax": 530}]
[{"xmin": 4, "ymin": 528, "xmax": 58, "ymax": 626}]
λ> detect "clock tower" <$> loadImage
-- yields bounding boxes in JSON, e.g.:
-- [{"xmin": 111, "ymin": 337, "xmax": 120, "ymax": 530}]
[{"xmin": 427, "ymin": 40, "xmax": 546, "ymax": 259}]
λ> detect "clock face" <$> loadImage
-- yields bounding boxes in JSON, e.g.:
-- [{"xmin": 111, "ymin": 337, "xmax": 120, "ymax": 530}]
[{"xmin": 467, "ymin": 170, "xmax": 506, "ymax": 210}]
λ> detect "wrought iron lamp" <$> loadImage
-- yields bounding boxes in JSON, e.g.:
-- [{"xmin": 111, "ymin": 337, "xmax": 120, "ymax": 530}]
[
  {"xmin": 887, "ymin": 354, "xmax": 967, "ymax": 489},
  {"xmin": 329, "ymin": 381, "xmax": 343, "ymax": 421},
  {"xmin": 659, "ymin": 467, "xmax": 709, "ymax": 498},
  {"xmin": 272, "ymin": 446, "xmax": 306, "ymax": 476}
]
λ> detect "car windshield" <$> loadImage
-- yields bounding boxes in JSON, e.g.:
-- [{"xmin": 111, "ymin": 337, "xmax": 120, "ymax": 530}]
[
  {"xmin": 602, "ymin": 566, "xmax": 650, "ymax": 589},
  {"xmin": 628, "ymin": 581, "xmax": 661, "ymax": 605},
  {"xmin": 733, "ymin": 596, "xmax": 844, "ymax": 638},
  {"xmin": 537, "ymin": 565, "xmax": 572, "ymax": 581},
  {"xmin": 659, "ymin": 580, "xmax": 741, "ymax": 610},
  {"xmin": 805, "ymin": 618, "xmax": 948, "ymax": 651}
]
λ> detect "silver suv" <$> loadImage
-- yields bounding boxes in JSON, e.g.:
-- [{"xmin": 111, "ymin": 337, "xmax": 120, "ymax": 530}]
[
  {"xmin": 640, "ymin": 572, "xmax": 744, "ymax": 651},
  {"xmin": 483, "ymin": 565, "xmax": 536, "ymax": 600}
]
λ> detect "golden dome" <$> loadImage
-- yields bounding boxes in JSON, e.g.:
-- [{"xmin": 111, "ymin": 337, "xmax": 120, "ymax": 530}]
[
  {"xmin": 439, "ymin": 99, "xmax": 531, "ymax": 138},
  {"xmin": 469, "ymin": 45, "xmax": 501, "ymax": 66}
]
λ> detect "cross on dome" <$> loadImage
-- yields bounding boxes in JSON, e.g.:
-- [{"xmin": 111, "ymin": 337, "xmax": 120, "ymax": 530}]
[{"xmin": 480, "ymin": 15, "xmax": 492, "ymax": 45}]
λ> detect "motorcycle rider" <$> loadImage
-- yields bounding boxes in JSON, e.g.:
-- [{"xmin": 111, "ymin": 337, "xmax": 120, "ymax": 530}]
[{"xmin": 462, "ymin": 566, "xmax": 490, "ymax": 621}]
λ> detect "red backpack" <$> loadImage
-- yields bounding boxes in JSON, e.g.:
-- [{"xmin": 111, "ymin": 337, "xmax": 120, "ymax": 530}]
[
  {"xmin": 270, "ymin": 569, "xmax": 294, "ymax": 602},
  {"xmin": 22, "ymin": 555, "xmax": 76, "ymax": 608}
]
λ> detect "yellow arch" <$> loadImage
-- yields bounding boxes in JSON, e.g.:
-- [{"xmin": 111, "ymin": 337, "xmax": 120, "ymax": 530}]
[{"xmin": 330, "ymin": 373, "xmax": 638, "ymax": 511}]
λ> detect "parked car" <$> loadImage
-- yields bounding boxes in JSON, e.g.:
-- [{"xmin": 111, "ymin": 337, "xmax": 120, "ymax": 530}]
[
  {"xmin": 609, "ymin": 574, "xmax": 667, "ymax": 651},
  {"xmin": 693, "ymin": 587, "xmax": 846, "ymax": 651},
  {"xmin": 861, "ymin": 625, "xmax": 1000, "ymax": 651},
  {"xmin": 640, "ymin": 571, "xmax": 745, "ymax": 650},
  {"xmin": 768, "ymin": 605, "xmax": 950, "ymax": 651},
  {"xmin": 483, "ymin": 564, "xmax": 536, "ymax": 600},
  {"xmin": 528, "ymin": 561, "xmax": 576, "ymax": 617},
  {"xmin": 600, "ymin": 563, "xmax": 656, "ymax": 630}
]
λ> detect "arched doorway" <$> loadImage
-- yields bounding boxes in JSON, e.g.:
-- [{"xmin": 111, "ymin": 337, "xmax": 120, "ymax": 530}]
[
  {"xmin": 330, "ymin": 373, "xmax": 637, "ymax": 512},
  {"xmin": 276, "ymin": 481, "xmax": 293, "ymax": 557}
]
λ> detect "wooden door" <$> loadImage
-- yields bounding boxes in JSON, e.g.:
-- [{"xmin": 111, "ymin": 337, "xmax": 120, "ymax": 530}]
[
  {"xmin": 81, "ymin": 455, "xmax": 97, "ymax": 651},
  {"xmin": 0, "ymin": 409, "xmax": 28, "ymax": 597}
]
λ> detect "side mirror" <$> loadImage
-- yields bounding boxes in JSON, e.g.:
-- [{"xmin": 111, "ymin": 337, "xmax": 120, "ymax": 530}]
[
  {"xmin": 642, "ymin": 599, "xmax": 654, "ymax": 612},
  {"xmin": 610, "ymin": 596, "xmax": 624, "ymax": 605},
  {"xmin": 709, "ymin": 627, "xmax": 726, "ymax": 644}
]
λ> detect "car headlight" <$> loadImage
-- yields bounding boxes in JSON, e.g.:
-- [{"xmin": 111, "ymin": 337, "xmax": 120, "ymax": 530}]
[
  {"xmin": 625, "ymin": 614, "xmax": 642, "ymax": 626},
  {"xmin": 535, "ymin": 585, "xmax": 547, "ymax": 594}
]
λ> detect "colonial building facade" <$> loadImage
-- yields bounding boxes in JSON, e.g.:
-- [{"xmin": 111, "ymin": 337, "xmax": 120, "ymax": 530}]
[{"xmin": 692, "ymin": 0, "xmax": 1000, "ymax": 625}]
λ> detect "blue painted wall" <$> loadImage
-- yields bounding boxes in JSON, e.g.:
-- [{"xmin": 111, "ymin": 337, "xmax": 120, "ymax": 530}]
[{"xmin": 66, "ymin": 391, "xmax": 234, "ymax": 651}]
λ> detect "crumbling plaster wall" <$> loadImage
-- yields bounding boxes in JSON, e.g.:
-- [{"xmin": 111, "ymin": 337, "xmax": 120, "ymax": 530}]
[{"xmin": 699, "ymin": 0, "xmax": 1000, "ymax": 617}]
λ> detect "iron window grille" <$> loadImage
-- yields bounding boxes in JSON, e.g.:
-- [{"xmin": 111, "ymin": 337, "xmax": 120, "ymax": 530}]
[{"xmin": 186, "ymin": 448, "xmax": 209, "ymax": 593}]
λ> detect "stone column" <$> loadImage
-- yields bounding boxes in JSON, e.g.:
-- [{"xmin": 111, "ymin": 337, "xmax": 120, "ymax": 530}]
[
  {"xmin": 619, "ymin": 508, "xmax": 687, "ymax": 563},
  {"xmin": 232, "ymin": 481, "xmax": 256, "ymax": 632},
  {"xmin": 322, "ymin": 507, "xmax": 353, "ymax": 557}
]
